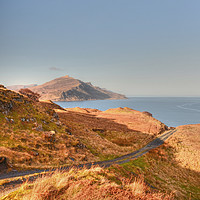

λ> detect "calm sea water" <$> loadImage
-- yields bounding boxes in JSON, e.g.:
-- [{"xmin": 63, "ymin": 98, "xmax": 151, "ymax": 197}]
[{"xmin": 55, "ymin": 97, "xmax": 200, "ymax": 127}]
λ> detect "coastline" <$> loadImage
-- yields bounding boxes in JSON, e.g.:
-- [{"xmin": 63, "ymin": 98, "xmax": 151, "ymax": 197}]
[{"xmin": 54, "ymin": 97, "xmax": 200, "ymax": 127}]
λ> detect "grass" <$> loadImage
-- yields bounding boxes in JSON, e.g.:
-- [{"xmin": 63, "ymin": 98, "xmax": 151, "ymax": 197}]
[
  {"xmin": 97, "ymin": 130, "xmax": 139, "ymax": 147},
  {"xmin": 1, "ymin": 87, "xmax": 199, "ymax": 199},
  {"xmin": 0, "ymin": 88, "xmax": 96, "ymax": 170},
  {"xmin": 57, "ymin": 108, "xmax": 167, "ymax": 165},
  {"xmin": 113, "ymin": 129, "xmax": 200, "ymax": 199},
  {"xmin": 2, "ymin": 167, "xmax": 173, "ymax": 200},
  {"xmin": 103, "ymin": 125, "xmax": 200, "ymax": 199}
]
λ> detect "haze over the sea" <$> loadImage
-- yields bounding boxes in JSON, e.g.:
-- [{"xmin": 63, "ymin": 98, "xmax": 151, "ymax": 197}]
[{"xmin": 1, "ymin": 0, "xmax": 200, "ymax": 97}]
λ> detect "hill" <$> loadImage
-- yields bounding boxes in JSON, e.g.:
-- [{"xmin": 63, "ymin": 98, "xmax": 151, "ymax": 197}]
[
  {"xmin": 0, "ymin": 86, "xmax": 166, "ymax": 171},
  {"xmin": 7, "ymin": 84, "xmax": 37, "ymax": 91},
  {"xmin": 0, "ymin": 86, "xmax": 95, "ymax": 171},
  {"xmin": 118, "ymin": 124, "xmax": 200, "ymax": 199},
  {"xmin": 29, "ymin": 75, "xmax": 127, "ymax": 101},
  {"xmin": 1, "ymin": 86, "xmax": 199, "ymax": 199},
  {"xmin": 58, "ymin": 107, "xmax": 200, "ymax": 199}
]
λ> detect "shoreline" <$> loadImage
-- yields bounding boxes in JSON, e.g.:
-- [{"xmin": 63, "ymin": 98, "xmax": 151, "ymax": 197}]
[{"xmin": 53, "ymin": 97, "xmax": 200, "ymax": 127}]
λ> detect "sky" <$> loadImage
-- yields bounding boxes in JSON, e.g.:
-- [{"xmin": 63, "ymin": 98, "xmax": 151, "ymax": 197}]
[{"xmin": 0, "ymin": 0, "xmax": 200, "ymax": 96}]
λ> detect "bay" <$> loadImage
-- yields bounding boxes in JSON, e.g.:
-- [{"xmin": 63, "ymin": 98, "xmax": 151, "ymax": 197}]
[{"xmin": 55, "ymin": 97, "xmax": 200, "ymax": 127}]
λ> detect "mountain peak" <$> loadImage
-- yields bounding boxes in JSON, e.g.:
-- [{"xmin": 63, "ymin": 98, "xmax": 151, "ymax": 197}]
[
  {"xmin": 30, "ymin": 75, "xmax": 127, "ymax": 101},
  {"xmin": 63, "ymin": 75, "xmax": 70, "ymax": 78}
]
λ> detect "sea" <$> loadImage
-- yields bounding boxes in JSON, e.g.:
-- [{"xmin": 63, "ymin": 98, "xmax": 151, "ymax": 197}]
[{"xmin": 55, "ymin": 97, "xmax": 200, "ymax": 127}]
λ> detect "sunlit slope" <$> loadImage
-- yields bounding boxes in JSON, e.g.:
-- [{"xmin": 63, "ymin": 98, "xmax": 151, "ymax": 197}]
[
  {"xmin": 0, "ymin": 86, "xmax": 94, "ymax": 170},
  {"xmin": 119, "ymin": 124, "xmax": 200, "ymax": 199},
  {"xmin": 30, "ymin": 75, "xmax": 126, "ymax": 101}
]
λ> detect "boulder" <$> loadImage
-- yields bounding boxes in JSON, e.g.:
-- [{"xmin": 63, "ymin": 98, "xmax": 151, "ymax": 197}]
[
  {"xmin": 0, "ymin": 157, "xmax": 11, "ymax": 172},
  {"xmin": 0, "ymin": 85, "xmax": 6, "ymax": 89},
  {"xmin": 142, "ymin": 111, "xmax": 153, "ymax": 117}
]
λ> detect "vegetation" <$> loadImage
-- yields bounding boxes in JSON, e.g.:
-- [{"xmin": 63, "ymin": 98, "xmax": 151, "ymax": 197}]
[
  {"xmin": 113, "ymin": 126, "xmax": 200, "ymax": 200},
  {"xmin": 57, "ymin": 106, "xmax": 167, "ymax": 162},
  {"xmin": 0, "ymin": 87, "xmax": 94, "ymax": 170},
  {"xmin": 1, "ymin": 86, "xmax": 199, "ymax": 199},
  {"xmin": 18, "ymin": 88, "xmax": 40, "ymax": 102},
  {"xmin": 0, "ymin": 87, "xmax": 165, "ymax": 170},
  {"xmin": 2, "ymin": 167, "xmax": 173, "ymax": 200}
]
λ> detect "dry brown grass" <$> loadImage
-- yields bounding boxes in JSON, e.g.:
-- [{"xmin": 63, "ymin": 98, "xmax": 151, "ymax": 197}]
[
  {"xmin": 122, "ymin": 124, "xmax": 200, "ymax": 199},
  {"xmin": 3, "ymin": 167, "xmax": 173, "ymax": 200},
  {"xmin": 0, "ymin": 89, "xmax": 96, "ymax": 170},
  {"xmin": 0, "ymin": 87, "xmax": 168, "ymax": 170},
  {"xmin": 57, "ymin": 109, "xmax": 153, "ymax": 160},
  {"xmin": 65, "ymin": 107, "xmax": 167, "ymax": 135},
  {"xmin": 0, "ymin": 126, "xmax": 95, "ymax": 170},
  {"xmin": 101, "ymin": 107, "xmax": 167, "ymax": 135},
  {"xmin": 168, "ymin": 124, "xmax": 200, "ymax": 172}
]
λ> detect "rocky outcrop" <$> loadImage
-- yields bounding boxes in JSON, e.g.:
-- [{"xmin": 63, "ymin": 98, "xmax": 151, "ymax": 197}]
[
  {"xmin": 0, "ymin": 88, "xmax": 27, "ymax": 114},
  {"xmin": 29, "ymin": 75, "xmax": 127, "ymax": 101},
  {"xmin": 0, "ymin": 85, "xmax": 6, "ymax": 89}
]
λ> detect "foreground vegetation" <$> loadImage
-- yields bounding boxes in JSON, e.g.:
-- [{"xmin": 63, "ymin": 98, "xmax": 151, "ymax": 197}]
[
  {"xmin": 0, "ymin": 87, "xmax": 94, "ymax": 170},
  {"xmin": 2, "ymin": 167, "xmax": 173, "ymax": 200},
  {"xmin": 0, "ymin": 86, "xmax": 167, "ymax": 170},
  {"xmin": 115, "ymin": 124, "xmax": 200, "ymax": 200},
  {"xmin": 1, "ymin": 86, "xmax": 199, "ymax": 199}
]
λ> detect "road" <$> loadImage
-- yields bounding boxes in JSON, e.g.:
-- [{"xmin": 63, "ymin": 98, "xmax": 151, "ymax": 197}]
[{"xmin": 0, "ymin": 129, "xmax": 176, "ymax": 197}]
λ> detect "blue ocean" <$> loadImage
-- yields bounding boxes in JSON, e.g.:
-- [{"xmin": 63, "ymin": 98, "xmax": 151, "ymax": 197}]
[{"xmin": 55, "ymin": 97, "xmax": 200, "ymax": 127}]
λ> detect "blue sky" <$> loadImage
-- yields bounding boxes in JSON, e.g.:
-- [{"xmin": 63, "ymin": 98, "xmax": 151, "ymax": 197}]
[{"xmin": 1, "ymin": 0, "xmax": 200, "ymax": 96}]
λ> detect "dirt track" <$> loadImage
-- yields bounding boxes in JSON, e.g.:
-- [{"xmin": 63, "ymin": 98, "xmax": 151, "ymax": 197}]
[{"xmin": 0, "ymin": 129, "xmax": 176, "ymax": 197}]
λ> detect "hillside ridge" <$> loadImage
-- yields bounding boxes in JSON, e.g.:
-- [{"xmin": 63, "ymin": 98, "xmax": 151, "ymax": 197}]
[{"xmin": 8, "ymin": 75, "xmax": 127, "ymax": 101}]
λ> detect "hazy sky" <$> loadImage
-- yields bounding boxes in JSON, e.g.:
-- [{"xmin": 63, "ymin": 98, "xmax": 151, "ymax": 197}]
[{"xmin": 1, "ymin": 0, "xmax": 200, "ymax": 96}]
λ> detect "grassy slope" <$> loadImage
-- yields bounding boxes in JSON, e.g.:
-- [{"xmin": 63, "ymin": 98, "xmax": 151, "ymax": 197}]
[
  {"xmin": 116, "ymin": 124, "xmax": 200, "ymax": 200},
  {"xmin": 57, "ymin": 107, "xmax": 167, "ymax": 161},
  {"xmin": 2, "ymin": 167, "xmax": 173, "ymax": 200},
  {"xmin": 0, "ymin": 88, "xmax": 94, "ymax": 170},
  {"xmin": 1, "ymin": 87, "xmax": 199, "ymax": 199},
  {"xmin": 0, "ymin": 88, "xmax": 167, "ymax": 170}
]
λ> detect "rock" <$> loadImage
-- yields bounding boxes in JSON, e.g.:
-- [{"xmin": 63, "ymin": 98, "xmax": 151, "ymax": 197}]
[
  {"xmin": 92, "ymin": 128, "xmax": 105, "ymax": 133},
  {"xmin": 5, "ymin": 117, "xmax": 14, "ymax": 123},
  {"xmin": 21, "ymin": 118, "xmax": 26, "ymax": 122},
  {"xmin": 2, "ymin": 110, "xmax": 8, "ymax": 115},
  {"xmin": 42, "ymin": 120, "xmax": 47, "ymax": 124},
  {"xmin": 5, "ymin": 117, "xmax": 9, "ymax": 122},
  {"xmin": 55, "ymin": 121, "xmax": 61, "ymax": 126},
  {"xmin": 44, "ymin": 131, "xmax": 56, "ymax": 142},
  {"xmin": 36, "ymin": 124, "xmax": 43, "ymax": 131},
  {"xmin": 0, "ymin": 85, "xmax": 6, "ymax": 89},
  {"xmin": 65, "ymin": 129, "xmax": 72, "ymax": 135},
  {"xmin": 30, "ymin": 118, "xmax": 35, "ymax": 122},
  {"xmin": 50, "ymin": 130, "xmax": 56, "ymax": 134},
  {"xmin": 0, "ymin": 157, "xmax": 12, "ymax": 172},
  {"xmin": 142, "ymin": 111, "xmax": 153, "ymax": 117},
  {"xmin": 28, "ymin": 150, "xmax": 39, "ymax": 156},
  {"xmin": 69, "ymin": 157, "xmax": 75, "ymax": 161},
  {"xmin": 76, "ymin": 143, "xmax": 86, "ymax": 149},
  {"xmin": 53, "ymin": 112, "xmax": 59, "ymax": 120}
]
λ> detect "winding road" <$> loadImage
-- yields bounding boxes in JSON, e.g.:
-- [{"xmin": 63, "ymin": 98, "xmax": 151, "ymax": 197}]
[{"xmin": 0, "ymin": 129, "xmax": 176, "ymax": 197}]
